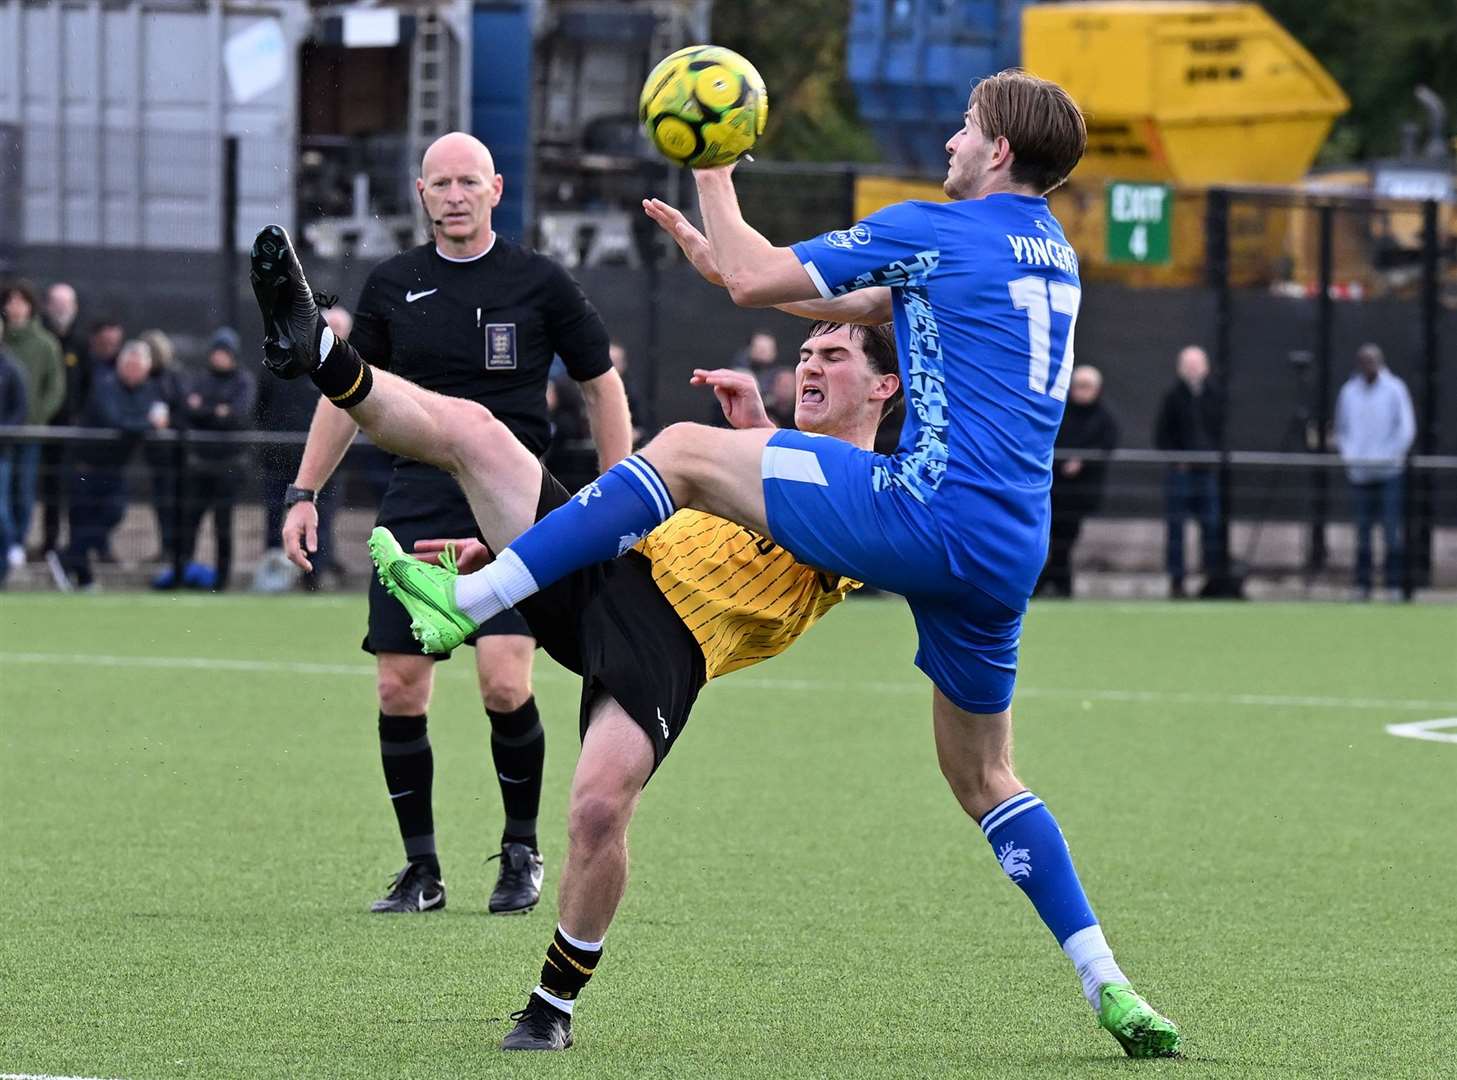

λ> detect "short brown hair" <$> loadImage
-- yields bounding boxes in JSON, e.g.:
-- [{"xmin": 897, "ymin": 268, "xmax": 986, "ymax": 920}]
[
  {"xmin": 969, "ymin": 69, "xmax": 1086, "ymax": 194},
  {"xmin": 1, "ymin": 278, "xmax": 37, "ymax": 318},
  {"xmin": 808, "ymin": 320, "xmax": 903, "ymax": 421}
]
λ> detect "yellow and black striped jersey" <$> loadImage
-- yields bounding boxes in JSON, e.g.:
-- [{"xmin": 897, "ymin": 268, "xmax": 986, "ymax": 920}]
[{"xmin": 634, "ymin": 510, "xmax": 859, "ymax": 680}]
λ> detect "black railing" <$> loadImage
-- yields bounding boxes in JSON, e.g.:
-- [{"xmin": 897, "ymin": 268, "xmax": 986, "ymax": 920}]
[{"xmin": 1, "ymin": 425, "xmax": 1452, "ymax": 596}]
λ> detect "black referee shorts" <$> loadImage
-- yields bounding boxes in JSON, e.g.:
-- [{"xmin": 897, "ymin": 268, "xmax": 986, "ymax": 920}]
[
  {"xmin": 518, "ymin": 465, "xmax": 705, "ymax": 774},
  {"xmin": 362, "ymin": 467, "xmax": 531, "ymax": 658}
]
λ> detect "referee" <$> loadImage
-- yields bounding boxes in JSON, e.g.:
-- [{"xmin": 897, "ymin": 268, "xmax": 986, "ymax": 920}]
[{"xmin": 280, "ymin": 132, "xmax": 631, "ymax": 914}]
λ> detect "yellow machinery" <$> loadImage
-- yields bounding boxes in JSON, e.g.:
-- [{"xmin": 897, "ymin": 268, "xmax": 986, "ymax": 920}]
[{"xmin": 1022, "ymin": 1, "xmax": 1348, "ymax": 186}]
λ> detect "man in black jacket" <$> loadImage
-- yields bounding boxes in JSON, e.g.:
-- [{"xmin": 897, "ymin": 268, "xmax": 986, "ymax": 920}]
[
  {"xmin": 1153, "ymin": 345, "xmax": 1223, "ymax": 598},
  {"xmin": 58, "ymin": 339, "xmax": 170, "ymax": 589},
  {"xmin": 1036, "ymin": 365, "xmax": 1118, "ymax": 598},
  {"xmin": 174, "ymin": 327, "xmax": 257, "ymax": 590}
]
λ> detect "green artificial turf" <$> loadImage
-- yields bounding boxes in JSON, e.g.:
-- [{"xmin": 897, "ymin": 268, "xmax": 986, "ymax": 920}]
[{"xmin": 2, "ymin": 593, "xmax": 1455, "ymax": 1078}]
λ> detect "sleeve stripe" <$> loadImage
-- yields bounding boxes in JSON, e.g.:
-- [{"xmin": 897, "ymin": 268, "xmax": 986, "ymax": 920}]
[{"xmin": 801, "ymin": 259, "xmax": 834, "ymax": 300}]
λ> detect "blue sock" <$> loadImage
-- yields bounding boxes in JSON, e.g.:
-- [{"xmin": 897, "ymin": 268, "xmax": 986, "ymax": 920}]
[
  {"xmin": 454, "ymin": 455, "xmax": 675, "ymax": 623},
  {"xmin": 981, "ymin": 791, "xmax": 1127, "ymax": 1008},
  {"xmin": 980, "ymin": 790, "xmax": 1098, "ymax": 945}
]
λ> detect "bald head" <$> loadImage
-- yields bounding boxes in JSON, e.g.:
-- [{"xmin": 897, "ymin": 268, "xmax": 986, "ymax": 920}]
[
  {"xmin": 421, "ymin": 132, "xmax": 495, "ymax": 181},
  {"xmin": 45, "ymin": 282, "xmax": 78, "ymax": 332},
  {"xmin": 1069, "ymin": 364, "xmax": 1102, "ymax": 406},
  {"xmin": 417, "ymin": 131, "xmax": 503, "ymax": 257},
  {"xmin": 1177, "ymin": 345, "xmax": 1209, "ymax": 389}
]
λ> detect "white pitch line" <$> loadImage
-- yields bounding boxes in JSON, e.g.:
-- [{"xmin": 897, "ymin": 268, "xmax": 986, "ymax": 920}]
[
  {"xmin": 1, "ymin": 1073, "xmax": 125, "ymax": 1080},
  {"xmin": 1385, "ymin": 718, "xmax": 1457, "ymax": 744},
  {"xmin": 2, "ymin": 650, "xmax": 1455, "ymax": 714}
]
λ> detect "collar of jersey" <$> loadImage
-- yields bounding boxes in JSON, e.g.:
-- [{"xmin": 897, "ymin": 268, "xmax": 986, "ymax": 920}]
[{"xmin": 434, "ymin": 233, "xmax": 497, "ymax": 263}]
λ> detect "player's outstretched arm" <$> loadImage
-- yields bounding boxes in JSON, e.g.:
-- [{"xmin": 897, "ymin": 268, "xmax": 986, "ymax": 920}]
[
  {"xmin": 642, "ymin": 198, "xmax": 723, "ymax": 285},
  {"xmin": 643, "ymin": 197, "xmax": 891, "ymax": 326},
  {"xmin": 693, "ymin": 168, "xmax": 821, "ymax": 308},
  {"xmin": 690, "ymin": 367, "xmax": 775, "ymax": 430}
]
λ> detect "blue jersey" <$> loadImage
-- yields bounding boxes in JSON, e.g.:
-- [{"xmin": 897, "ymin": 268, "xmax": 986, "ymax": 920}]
[{"xmin": 792, "ymin": 194, "xmax": 1081, "ymax": 610}]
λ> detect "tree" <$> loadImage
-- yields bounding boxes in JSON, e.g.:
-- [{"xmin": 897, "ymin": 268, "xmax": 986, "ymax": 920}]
[
  {"xmin": 1262, "ymin": 0, "xmax": 1457, "ymax": 163},
  {"xmin": 710, "ymin": 0, "xmax": 878, "ymax": 162}
]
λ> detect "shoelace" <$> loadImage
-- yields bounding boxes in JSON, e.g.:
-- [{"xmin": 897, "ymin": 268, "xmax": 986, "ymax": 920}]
[
  {"xmin": 439, "ymin": 542, "xmax": 459, "ymax": 575},
  {"xmin": 509, "ymin": 1002, "xmax": 562, "ymax": 1035},
  {"xmin": 385, "ymin": 863, "xmax": 429, "ymax": 895}
]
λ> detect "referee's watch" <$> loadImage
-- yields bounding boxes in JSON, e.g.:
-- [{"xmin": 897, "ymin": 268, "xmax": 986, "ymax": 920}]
[{"xmin": 284, "ymin": 484, "xmax": 317, "ymax": 508}]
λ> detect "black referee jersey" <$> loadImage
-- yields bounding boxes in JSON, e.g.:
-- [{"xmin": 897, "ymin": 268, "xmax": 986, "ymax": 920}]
[{"xmin": 350, "ymin": 237, "xmax": 612, "ymax": 473}]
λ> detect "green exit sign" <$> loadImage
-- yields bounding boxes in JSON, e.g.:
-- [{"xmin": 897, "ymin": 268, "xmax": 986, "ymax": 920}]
[{"xmin": 1106, "ymin": 182, "xmax": 1172, "ymax": 265}]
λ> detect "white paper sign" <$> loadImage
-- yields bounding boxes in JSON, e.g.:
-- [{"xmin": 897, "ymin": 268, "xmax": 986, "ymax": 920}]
[
  {"xmin": 343, "ymin": 8, "xmax": 401, "ymax": 48},
  {"xmin": 224, "ymin": 19, "xmax": 286, "ymax": 105}
]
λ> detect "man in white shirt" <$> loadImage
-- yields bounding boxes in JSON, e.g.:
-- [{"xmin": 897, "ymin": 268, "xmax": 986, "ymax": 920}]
[{"xmin": 1333, "ymin": 343, "xmax": 1416, "ymax": 598}]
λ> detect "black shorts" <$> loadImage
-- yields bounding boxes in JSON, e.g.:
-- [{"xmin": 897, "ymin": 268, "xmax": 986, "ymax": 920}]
[
  {"xmin": 517, "ymin": 466, "xmax": 705, "ymax": 773},
  {"xmin": 362, "ymin": 465, "xmax": 530, "ymax": 658}
]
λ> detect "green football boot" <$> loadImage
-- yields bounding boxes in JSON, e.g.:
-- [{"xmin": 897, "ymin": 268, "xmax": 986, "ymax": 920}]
[
  {"xmin": 368, "ymin": 527, "xmax": 479, "ymax": 654},
  {"xmin": 1097, "ymin": 984, "xmax": 1182, "ymax": 1058}
]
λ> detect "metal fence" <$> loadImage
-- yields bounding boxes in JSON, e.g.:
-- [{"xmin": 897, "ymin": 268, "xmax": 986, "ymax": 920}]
[{"xmin": 1, "ymin": 426, "xmax": 1452, "ymax": 598}]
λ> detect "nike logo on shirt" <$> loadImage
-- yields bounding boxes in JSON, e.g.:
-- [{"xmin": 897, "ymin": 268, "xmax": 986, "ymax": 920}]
[{"xmin": 405, "ymin": 288, "xmax": 438, "ymax": 303}]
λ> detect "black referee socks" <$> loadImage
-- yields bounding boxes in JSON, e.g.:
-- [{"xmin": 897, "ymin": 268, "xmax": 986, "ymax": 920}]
[{"xmin": 312, "ymin": 331, "xmax": 374, "ymax": 409}]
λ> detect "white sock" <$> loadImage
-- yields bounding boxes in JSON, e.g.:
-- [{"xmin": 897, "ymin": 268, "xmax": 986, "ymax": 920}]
[
  {"xmin": 557, "ymin": 924, "xmax": 604, "ymax": 952},
  {"xmin": 1062, "ymin": 924, "xmax": 1128, "ymax": 1010},
  {"xmin": 454, "ymin": 549, "xmax": 538, "ymax": 623},
  {"xmin": 532, "ymin": 986, "xmax": 574, "ymax": 1015}
]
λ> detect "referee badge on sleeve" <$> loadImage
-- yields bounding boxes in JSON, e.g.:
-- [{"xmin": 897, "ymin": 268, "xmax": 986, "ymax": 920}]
[{"xmin": 485, "ymin": 323, "xmax": 517, "ymax": 370}]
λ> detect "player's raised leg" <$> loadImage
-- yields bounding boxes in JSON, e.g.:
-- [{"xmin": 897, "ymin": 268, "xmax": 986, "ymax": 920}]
[
  {"xmin": 250, "ymin": 223, "xmax": 541, "ymax": 553},
  {"xmin": 449, "ymin": 421, "xmax": 774, "ymax": 629},
  {"xmin": 931, "ymin": 689, "xmax": 1180, "ymax": 1057},
  {"xmin": 502, "ymin": 696, "xmax": 653, "ymax": 1051}
]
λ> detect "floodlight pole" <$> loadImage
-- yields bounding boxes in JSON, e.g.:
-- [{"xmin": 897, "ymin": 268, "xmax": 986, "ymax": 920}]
[
  {"xmin": 1310, "ymin": 202, "xmax": 1334, "ymax": 574},
  {"xmin": 1205, "ymin": 187, "xmax": 1234, "ymax": 586}
]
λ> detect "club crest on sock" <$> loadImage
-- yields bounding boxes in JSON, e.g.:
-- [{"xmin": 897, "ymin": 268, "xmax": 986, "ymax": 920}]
[
  {"xmin": 617, "ymin": 529, "xmax": 650, "ymax": 555},
  {"xmin": 574, "ymin": 481, "xmax": 602, "ymax": 506},
  {"xmin": 998, "ymin": 840, "xmax": 1032, "ymax": 881}
]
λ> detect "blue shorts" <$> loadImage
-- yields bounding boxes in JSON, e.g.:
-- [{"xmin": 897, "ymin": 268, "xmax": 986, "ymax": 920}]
[{"xmin": 760, "ymin": 429, "xmax": 1021, "ymax": 713}]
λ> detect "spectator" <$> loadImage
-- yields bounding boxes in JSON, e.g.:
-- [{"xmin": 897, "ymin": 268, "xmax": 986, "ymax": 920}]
[
  {"xmin": 85, "ymin": 317, "xmax": 124, "ymax": 371},
  {"xmin": 1035, "ymin": 365, "xmax": 1119, "ymax": 598},
  {"xmin": 138, "ymin": 327, "xmax": 185, "ymax": 562},
  {"xmin": 730, "ymin": 329, "xmax": 783, "ymax": 397},
  {"xmin": 168, "ymin": 327, "xmax": 257, "ymax": 591},
  {"xmin": 764, "ymin": 367, "xmax": 798, "ymax": 430},
  {"xmin": 55, "ymin": 339, "xmax": 169, "ymax": 590},
  {"xmin": 1, "ymin": 280, "xmax": 65, "ymax": 570},
  {"xmin": 256, "ymin": 308, "xmax": 342, "ymax": 587},
  {"xmin": 1153, "ymin": 344, "xmax": 1223, "ymax": 599},
  {"xmin": 38, "ymin": 282, "xmax": 89, "ymax": 555},
  {"xmin": 0, "ymin": 345, "xmax": 29, "ymax": 588},
  {"xmin": 1334, "ymin": 343, "xmax": 1416, "ymax": 600}
]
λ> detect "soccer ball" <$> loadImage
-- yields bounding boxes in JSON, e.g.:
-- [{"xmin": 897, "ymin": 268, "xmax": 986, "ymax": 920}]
[{"xmin": 639, "ymin": 45, "xmax": 768, "ymax": 168}]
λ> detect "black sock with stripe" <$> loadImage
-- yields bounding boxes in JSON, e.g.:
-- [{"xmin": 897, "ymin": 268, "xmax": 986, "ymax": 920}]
[
  {"xmin": 379, "ymin": 712, "xmax": 439, "ymax": 877},
  {"xmin": 536, "ymin": 925, "xmax": 602, "ymax": 1008},
  {"xmin": 311, "ymin": 331, "xmax": 374, "ymax": 409}
]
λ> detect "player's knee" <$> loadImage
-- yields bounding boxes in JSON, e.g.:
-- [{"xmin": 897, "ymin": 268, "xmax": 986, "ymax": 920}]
[
  {"xmin": 481, "ymin": 678, "xmax": 531, "ymax": 714},
  {"xmin": 642, "ymin": 421, "xmax": 713, "ymax": 500},
  {"xmin": 440, "ymin": 399, "xmax": 508, "ymax": 474},
  {"xmin": 567, "ymin": 788, "xmax": 631, "ymax": 852},
  {"xmin": 377, "ymin": 664, "xmax": 431, "ymax": 715}
]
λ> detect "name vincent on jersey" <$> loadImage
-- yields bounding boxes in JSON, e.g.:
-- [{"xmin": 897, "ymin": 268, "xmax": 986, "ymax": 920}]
[{"xmin": 1006, "ymin": 234, "xmax": 1079, "ymax": 274}]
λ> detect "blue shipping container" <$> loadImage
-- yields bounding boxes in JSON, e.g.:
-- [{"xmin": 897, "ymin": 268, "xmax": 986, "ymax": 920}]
[{"xmin": 847, "ymin": 0, "xmax": 1031, "ymax": 172}]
